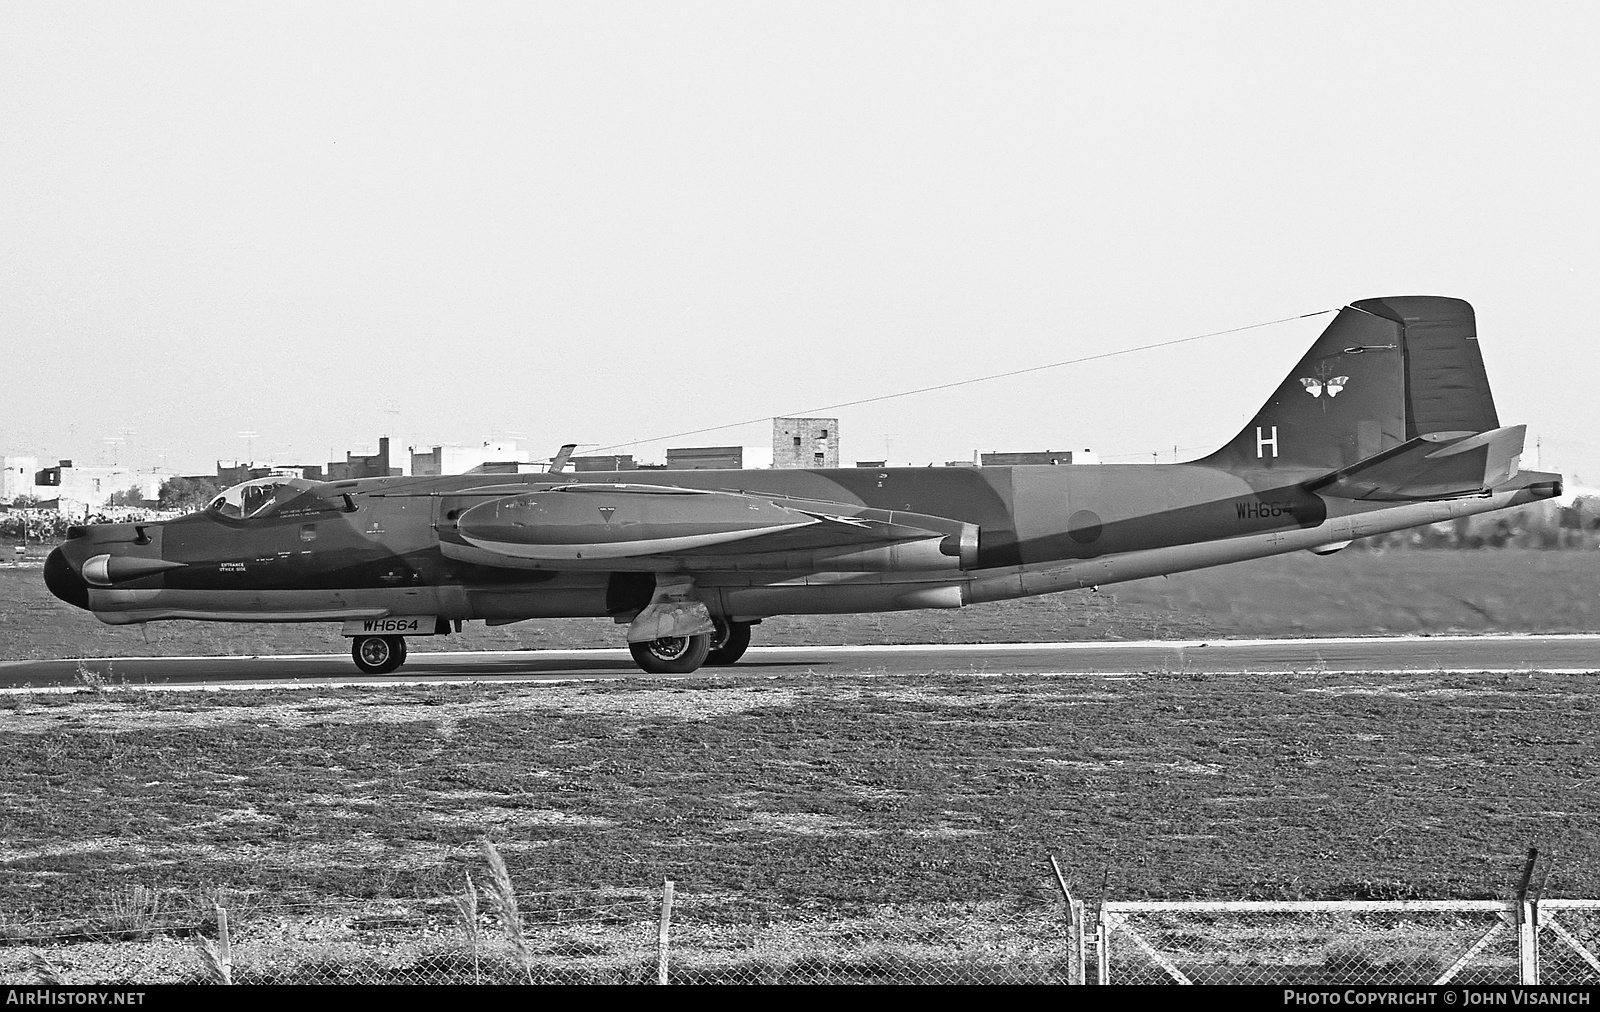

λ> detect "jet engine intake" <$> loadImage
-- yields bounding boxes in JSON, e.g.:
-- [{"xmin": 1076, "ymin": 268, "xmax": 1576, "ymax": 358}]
[{"xmin": 80, "ymin": 554, "xmax": 189, "ymax": 587}]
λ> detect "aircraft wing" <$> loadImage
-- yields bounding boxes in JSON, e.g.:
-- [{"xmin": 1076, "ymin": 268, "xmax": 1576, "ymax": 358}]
[
  {"xmin": 1304, "ymin": 424, "xmax": 1526, "ymax": 501},
  {"xmin": 440, "ymin": 484, "xmax": 977, "ymax": 571}
]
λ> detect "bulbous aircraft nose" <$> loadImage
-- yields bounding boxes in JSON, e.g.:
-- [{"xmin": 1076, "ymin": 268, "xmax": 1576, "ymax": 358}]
[{"xmin": 44, "ymin": 547, "xmax": 89, "ymax": 609}]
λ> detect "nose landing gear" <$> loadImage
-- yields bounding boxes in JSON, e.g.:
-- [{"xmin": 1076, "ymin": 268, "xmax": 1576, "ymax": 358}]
[{"xmin": 352, "ymin": 635, "xmax": 407, "ymax": 675}]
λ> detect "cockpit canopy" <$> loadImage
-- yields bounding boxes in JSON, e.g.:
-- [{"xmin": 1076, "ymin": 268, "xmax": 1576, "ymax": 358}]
[{"xmin": 207, "ymin": 476, "xmax": 347, "ymax": 520}]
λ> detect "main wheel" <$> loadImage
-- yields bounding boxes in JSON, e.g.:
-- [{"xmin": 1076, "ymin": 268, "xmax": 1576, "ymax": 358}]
[
  {"xmin": 352, "ymin": 635, "xmax": 407, "ymax": 675},
  {"xmin": 705, "ymin": 619, "xmax": 752, "ymax": 666},
  {"xmin": 628, "ymin": 634, "xmax": 711, "ymax": 674}
]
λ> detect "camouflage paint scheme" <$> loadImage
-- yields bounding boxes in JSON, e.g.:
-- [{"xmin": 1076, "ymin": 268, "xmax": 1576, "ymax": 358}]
[{"xmin": 44, "ymin": 297, "xmax": 1561, "ymax": 673}]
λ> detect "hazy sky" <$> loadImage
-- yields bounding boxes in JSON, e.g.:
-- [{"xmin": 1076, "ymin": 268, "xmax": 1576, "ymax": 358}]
[{"xmin": 3, "ymin": 2, "xmax": 1596, "ymax": 481}]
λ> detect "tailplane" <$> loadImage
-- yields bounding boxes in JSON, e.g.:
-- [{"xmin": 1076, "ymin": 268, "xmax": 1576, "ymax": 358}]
[
  {"xmin": 1305, "ymin": 424, "xmax": 1525, "ymax": 501},
  {"xmin": 1202, "ymin": 296, "xmax": 1500, "ymax": 473}
]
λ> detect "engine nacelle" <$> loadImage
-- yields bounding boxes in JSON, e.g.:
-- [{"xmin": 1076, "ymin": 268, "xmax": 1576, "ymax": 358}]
[{"xmin": 441, "ymin": 484, "xmax": 979, "ymax": 572}]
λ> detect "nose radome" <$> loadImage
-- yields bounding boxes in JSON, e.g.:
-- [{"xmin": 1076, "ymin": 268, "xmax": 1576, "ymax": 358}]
[{"xmin": 44, "ymin": 547, "xmax": 89, "ymax": 610}]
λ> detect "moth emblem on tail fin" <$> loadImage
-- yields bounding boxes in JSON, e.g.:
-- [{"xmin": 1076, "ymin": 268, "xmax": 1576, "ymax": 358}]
[{"xmin": 1300, "ymin": 364, "xmax": 1350, "ymax": 399}]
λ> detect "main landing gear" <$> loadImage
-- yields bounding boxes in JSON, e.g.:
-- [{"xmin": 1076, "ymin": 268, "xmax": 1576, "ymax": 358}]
[
  {"xmin": 706, "ymin": 619, "xmax": 752, "ymax": 666},
  {"xmin": 628, "ymin": 619, "xmax": 754, "ymax": 674},
  {"xmin": 348, "ymin": 619, "xmax": 756, "ymax": 677},
  {"xmin": 628, "ymin": 634, "xmax": 710, "ymax": 674},
  {"xmin": 352, "ymin": 635, "xmax": 407, "ymax": 675}
]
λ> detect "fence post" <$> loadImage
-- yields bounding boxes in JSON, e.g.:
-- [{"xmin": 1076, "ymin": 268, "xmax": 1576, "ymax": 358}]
[
  {"xmin": 657, "ymin": 878, "xmax": 675, "ymax": 985},
  {"xmin": 1095, "ymin": 906, "xmax": 1110, "ymax": 985},
  {"xmin": 1048, "ymin": 854, "xmax": 1083, "ymax": 985},
  {"xmin": 1521, "ymin": 898, "xmax": 1540, "ymax": 985},
  {"xmin": 215, "ymin": 905, "xmax": 233, "ymax": 986},
  {"xmin": 1071, "ymin": 899, "xmax": 1086, "ymax": 986},
  {"xmin": 1532, "ymin": 849, "xmax": 1555, "ymax": 984},
  {"xmin": 1516, "ymin": 848, "xmax": 1539, "ymax": 985}
]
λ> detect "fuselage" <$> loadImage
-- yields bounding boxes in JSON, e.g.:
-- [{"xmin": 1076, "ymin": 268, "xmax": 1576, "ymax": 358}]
[{"xmin": 44, "ymin": 462, "xmax": 1562, "ymax": 628}]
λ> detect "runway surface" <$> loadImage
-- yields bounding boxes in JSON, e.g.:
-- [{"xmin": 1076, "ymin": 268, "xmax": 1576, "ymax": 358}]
[{"xmin": 1, "ymin": 634, "xmax": 1596, "ymax": 692}]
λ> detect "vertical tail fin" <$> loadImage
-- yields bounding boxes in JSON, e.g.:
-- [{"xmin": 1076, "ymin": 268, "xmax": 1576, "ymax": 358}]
[{"xmin": 1202, "ymin": 296, "xmax": 1499, "ymax": 472}]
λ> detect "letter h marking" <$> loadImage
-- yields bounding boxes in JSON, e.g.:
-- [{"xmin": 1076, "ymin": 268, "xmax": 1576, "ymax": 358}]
[{"xmin": 1255, "ymin": 425, "xmax": 1279, "ymax": 459}]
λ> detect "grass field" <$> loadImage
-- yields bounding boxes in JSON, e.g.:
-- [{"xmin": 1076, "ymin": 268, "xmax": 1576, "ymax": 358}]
[
  {"xmin": 3, "ymin": 547, "xmax": 1599, "ymax": 661},
  {"xmin": 3, "ymin": 664, "xmax": 1598, "ymax": 927}
]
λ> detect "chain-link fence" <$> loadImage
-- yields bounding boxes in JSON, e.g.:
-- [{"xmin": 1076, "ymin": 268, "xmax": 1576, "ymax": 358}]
[
  {"xmin": 1538, "ymin": 900, "xmax": 1600, "ymax": 984},
  {"xmin": 1, "ymin": 893, "xmax": 653, "ymax": 985},
  {"xmin": 0, "ymin": 890, "xmax": 1073, "ymax": 985},
  {"xmin": 8, "ymin": 888, "xmax": 1600, "ymax": 985},
  {"xmin": 1096, "ymin": 898, "xmax": 1600, "ymax": 985},
  {"xmin": 658, "ymin": 893, "xmax": 1073, "ymax": 984},
  {"xmin": 1099, "ymin": 900, "xmax": 1522, "ymax": 985}
]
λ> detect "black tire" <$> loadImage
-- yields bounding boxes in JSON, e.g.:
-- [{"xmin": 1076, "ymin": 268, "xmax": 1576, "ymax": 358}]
[
  {"xmin": 628, "ymin": 634, "xmax": 711, "ymax": 674},
  {"xmin": 705, "ymin": 619, "xmax": 752, "ymax": 666},
  {"xmin": 352, "ymin": 635, "xmax": 406, "ymax": 675}
]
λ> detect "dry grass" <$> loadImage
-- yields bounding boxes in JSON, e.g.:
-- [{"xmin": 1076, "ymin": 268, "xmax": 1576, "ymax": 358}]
[
  {"xmin": 479, "ymin": 838, "xmax": 533, "ymax": 983},
  {"xmin": 452, "ymin": 870, "xmax": 481, "ymax": 983},
  {"xmin": 27, "ymin": 950, "xmax": 64, "ymax": 985},
  {"xmin": 91, "ymin": 885, "xmax": 165, "ymax": 942}
]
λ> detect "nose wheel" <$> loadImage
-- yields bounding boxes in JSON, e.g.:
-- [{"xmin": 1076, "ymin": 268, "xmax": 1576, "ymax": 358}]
[{"xmin": 352, "ymin": 635, "xmax": 407, "ymax": 675}]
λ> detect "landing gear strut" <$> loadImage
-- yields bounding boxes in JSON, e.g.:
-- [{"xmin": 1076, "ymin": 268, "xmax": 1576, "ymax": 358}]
[
  {"xmin": 352, "ymin": 635, "xmax": 407, "ymax": 675},
  {"xmin": 628, "ymin": 634, "xmax": 711, "ymax": 674},
  {"xmin": 706, "ymin": 619, "xmax": 752, "ymax": 666}
]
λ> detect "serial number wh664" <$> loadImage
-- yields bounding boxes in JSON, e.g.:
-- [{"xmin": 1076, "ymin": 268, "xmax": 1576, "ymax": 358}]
[{"xmin": 341, "ymin": 617, "xmax": 437, "ymax": 636}]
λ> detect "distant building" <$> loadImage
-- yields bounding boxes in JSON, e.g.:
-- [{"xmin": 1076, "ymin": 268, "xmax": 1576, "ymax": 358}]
[
  {"xmin": 32, "ymin": 460, "xmax": 174, "ymax": 509},
  {"xmin": 467, "ymin": 461, "xmax": 543, "ymax": 475},
  {"xmin": 272, "ymin": 464, "xmax": 326, "ymax": 482},
  {"xmin": 2, "ymin": 456, "xmax": 39, "ymax": 501},
  {"xmin": 980, "ymin": 449, "xmax": 1097, "ymax": 466},
  {"xmin": 216, "ymin": 461, "xmax": 325, "ymax": 487},
  {"xmin": 328, "ymin": 437, "xmax": 402, "ymax": 480},
  {"xmin": 216, "ymin": 461, "xmax": 326, "ymax": 485},
  {"xmin": 665, "ymin": 446, "xmax": 743, "ymax": 470},
  {"xmin": 215, "ymin": 460, "xmax": 253, "ymax": 488},
  {"xmin": 773, "ymin": 417, "xmax": 839, "ymax": 469},
  {"xmin": 410, "ymin": 440, "xmax": 530, "ymax": 477},
  {"xmin": 572, "ymin": 454, "xmax": 636, "ymax": 472}
]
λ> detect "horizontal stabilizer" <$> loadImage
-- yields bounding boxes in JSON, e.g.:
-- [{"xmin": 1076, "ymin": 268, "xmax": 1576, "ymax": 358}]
[{"xmin": 1305, "ymin": 425, "xmax": 1525, "ymax": 501}]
